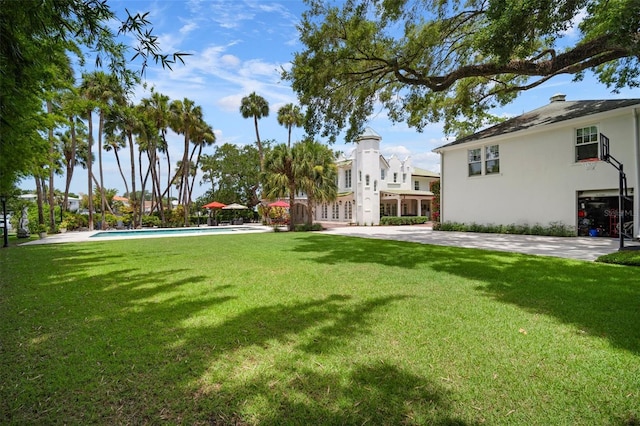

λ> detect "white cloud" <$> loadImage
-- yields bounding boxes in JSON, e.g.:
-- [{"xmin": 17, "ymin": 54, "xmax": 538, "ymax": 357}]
[
  {"xmin": 179, "ymin": 22, "xmax": 199, "ymax": 35},
  {"xmin": 239, "ymin": 59, "xmax": 282, "ymax": 79},
  {"xmin": 412, "ymin": 151, "xmax": 441, "ymax": 173},
  {"xmin": 220, "ymin": 54, "xmax": 241, "ymax": 68},
  {"xmin": 217, "ymin": 94, "xmax": 244, "ymax": 112}
]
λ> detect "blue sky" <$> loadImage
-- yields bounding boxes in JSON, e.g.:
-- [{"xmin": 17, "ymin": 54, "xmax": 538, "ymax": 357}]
[{"xmin": 25, "ymin": 0, "xmax": 640, "ymax": 200}]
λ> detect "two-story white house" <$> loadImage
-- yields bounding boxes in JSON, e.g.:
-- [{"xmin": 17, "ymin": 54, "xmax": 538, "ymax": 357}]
[
  {"xmin": 308, "ymin": 127, "xmax": 439, "ymax": 225},
  {"xmin": 434, "ymin": 95, "xmax": 640, "ymax": 238}
]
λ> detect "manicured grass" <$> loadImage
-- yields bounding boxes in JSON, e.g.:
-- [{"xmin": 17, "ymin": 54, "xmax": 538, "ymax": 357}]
[
  {"xmin": 597, "ymin": 248, "xmax": 640, "ymax": 266},
  {"xmin": 1, "ymin": 233, "xmax": 639, "ymax": 425}
]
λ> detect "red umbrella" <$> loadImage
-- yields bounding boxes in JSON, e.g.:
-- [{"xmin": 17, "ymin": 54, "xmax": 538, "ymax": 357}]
[
  {"xmin": 268, "ymin": 200, "xmax": 290, "ymax": 208},
  {"xmin": 203, "ymin": 201, "xmax": 226, "ymax": 209}
]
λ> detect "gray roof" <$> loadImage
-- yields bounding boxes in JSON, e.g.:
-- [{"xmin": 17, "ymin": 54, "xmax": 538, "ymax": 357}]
[
  {"xmin": 358, "ymin": 127, "xmax": 382, "ymax": 141},
  {"xmin": 436, "ymin": 98, "xmax": 640, "ymax": 150}
]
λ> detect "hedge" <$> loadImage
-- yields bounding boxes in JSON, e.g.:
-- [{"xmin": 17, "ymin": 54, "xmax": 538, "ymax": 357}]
[
  {"xmin": 379, "ymin": 216, "xmax": 429, "ymax": 226},
  {"xmin": 434, "ymin": 221, "xmax": 576, "ymax": 237}
]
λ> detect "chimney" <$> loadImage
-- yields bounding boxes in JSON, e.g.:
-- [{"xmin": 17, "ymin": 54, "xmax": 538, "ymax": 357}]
[{"xmin": 550, "ymin": 93, "xmax": 566, "ymax": 103}]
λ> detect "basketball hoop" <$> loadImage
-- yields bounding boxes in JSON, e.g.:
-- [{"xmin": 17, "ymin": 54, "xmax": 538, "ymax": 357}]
[{"xmin": 599, "ymin": 133, "xmax": 610, "ymax": 161}]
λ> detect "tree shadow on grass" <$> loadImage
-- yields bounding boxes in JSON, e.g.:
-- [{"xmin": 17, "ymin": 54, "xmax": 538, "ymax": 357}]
[
  {"xmin": 293, "ymin": 234, "xmax": 640, "ymax": 355},
  {"xmin": 171, "ymin": 294, "xmax": 472, "ymax": 424},
  {"xmin": 204, "ymin": 361, "xmax": 472, "ymax": 425},
  {"xmin": 4, "ymin": 242, "xmax": 464, "ymax": 424}
]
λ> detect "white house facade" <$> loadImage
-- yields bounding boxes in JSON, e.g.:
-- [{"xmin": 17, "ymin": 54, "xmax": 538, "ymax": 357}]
[
  {"xmin": 304, "ymin": 128, "xmax": 439, "ymax": 225},
  {"xmin": 434, "ymin": 95, "xmax": 640, "ymax": 238}
]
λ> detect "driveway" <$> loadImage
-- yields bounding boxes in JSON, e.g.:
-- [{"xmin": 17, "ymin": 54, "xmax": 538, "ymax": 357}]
[{"xmin": 320, "ymin": 225, "xmax": 622, "ymax": 261}]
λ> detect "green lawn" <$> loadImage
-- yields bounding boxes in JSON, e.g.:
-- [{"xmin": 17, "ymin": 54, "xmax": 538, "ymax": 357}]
[{"xmin": 1, "ymin": 233, "xmax": 639, "ymax": 425}]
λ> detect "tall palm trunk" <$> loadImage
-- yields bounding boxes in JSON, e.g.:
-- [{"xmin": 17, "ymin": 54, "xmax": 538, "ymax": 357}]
[
  {"xmin": 63, "ymin": 115, "xmax": 77, "ymax": 212},
  {"xmin": 47, "ymin": 100, "xmax": 56, "ymax": 230},
  {"xmin": 254, "ymin": 116, "xmax": 264, "ymax": 171},
  {"xmin": 87, "ymin": 110, "xmax": 94, "ymax": 230},
  {"xmin": 163, "ymin": 133, "xmax": 172, "ymax": 211},
  {"xmin": 181, "ymin": 132, "xmax": 190, "ymax": 226},
  {"xmin": 127, "ymin": 131, "xmax": 137, "ymax": 227},
  {"xmin": 289, "ymin": 182, "xmax": 296, "ymax": 231},
  {"xmin": 98, "ymin": 111, "xmax": 106, "ymax": 229},
  {"xmin": 188, "ymin": 143, "xmax": 203, "ymax": 205},
  {"xmin": 112, "ymin": 145, "xmax": 130, "ymax": 197},
  {"xmin": 139, "ymin": 149, "xmax": 150, "ymax": 224}
]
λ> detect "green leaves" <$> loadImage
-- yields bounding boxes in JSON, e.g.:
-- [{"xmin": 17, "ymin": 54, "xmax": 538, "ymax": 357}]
[{"xmin": 288, "ymin": 0, "xmax": 640, "ymax": 141}]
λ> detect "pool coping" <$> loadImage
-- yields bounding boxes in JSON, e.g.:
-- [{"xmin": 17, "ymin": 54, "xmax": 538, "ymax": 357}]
[{"xmin": 19, "ymin": 225, "xmax": 274, "ymax": 245}]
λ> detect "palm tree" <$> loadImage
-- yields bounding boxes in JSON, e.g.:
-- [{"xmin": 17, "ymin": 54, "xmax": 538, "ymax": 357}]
[
  {"xmin": 140, "ymin": 90, "xmax": 172, "ymax": 209},
  {"xmin": 169, "ymin": 98, "xmax": 205, "ymax": 226},
  {"xmin": 295, "ymin": 140, "xmax": 338, "ymax": 225},
  {"xmin": 277, "ymin": 103, "xmax": 304, "ymax": 148},
  {"xmin": 187, "ymin": 122, "xmax": 216, "ymax": 204},
  {"xmin": 58, "ymin": 86, "xmax": 87, "ymax": 214},
  {"xmin": 80, "ymin": 71, "xmax": 124, "ymax": 229},
  {"xmin": 240, "ymin": 92, "xmax": 269, "ymax": 171},
  {"xmin": 104, "ymin": 102, "xmax": 143, "ymax": 226},
  {"xmin": 263, "ymin": 144, "xmax": 296, "ymax": 231},
  {"xmin": 104, "ymin": 106, "xmax": 132, "ymax": 199},
  {"xmin": 56, "ymin": 124, "xmax": 88, "ymax": 209},
  {"xmin": 78, "ymin": 78, "xmax": 97, "ymax": 230}
]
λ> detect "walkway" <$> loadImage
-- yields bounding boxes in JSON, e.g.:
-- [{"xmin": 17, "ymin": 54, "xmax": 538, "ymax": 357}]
[{"xmin": 320, "ymin": 224, "xmax": 623, "ymax": 261}]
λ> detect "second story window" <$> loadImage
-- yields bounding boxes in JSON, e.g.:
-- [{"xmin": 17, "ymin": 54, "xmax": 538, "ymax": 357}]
[
  {"xmin": 576, "ymin": 125, "xmax": 598, "ymax": 161},
  {"xmin": 365, "ymin": 174, "xmax": 370, "ymax": 186},
  {"xmin": 345, "ymin": 169, "xmax": 352, "ymax": 188},
  {"xmin": 468, "ymin": 148, "xmax": 482, "ymax": 176},
  {"xmin": 485, "ymin": 145, "xmax": 500, "ymax": 174},
  {"xmin": 381, "ymin": 169, "xmax": 385, "ymax": 180},
  {"xmin": 414, "ymin": 180, "xmax": 420, "ymax": 190},
  {"xmin": 393, "ymin": 172, "xmax": 398, "ymax": 183}
]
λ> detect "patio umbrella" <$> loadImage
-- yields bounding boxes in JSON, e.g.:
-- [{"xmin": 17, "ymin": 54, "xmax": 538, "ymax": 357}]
[
  {"xmin": 202, "ymin": 201, "xmax": 226, "ymax": 209},
  {"xmin": 268, "ymin": 200, "xmax": 290, "ymax": 208},
  {"xmin": 222, "ymin": 203, "xmax": 248, "ymax": 210},
  {"xmin": 222, "ymin": 203, "xmax": 249, "ymax": 224}
]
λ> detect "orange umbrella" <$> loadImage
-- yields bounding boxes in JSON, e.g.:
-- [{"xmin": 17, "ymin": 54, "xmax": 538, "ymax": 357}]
[{"xmin": 203, "ymin": 201, "xmax": 226, "ymax": 209}]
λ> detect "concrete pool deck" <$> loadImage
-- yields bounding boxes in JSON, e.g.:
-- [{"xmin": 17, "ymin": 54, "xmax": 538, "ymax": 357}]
[{"xmin": 19, "ymin": 225, "xmax": 273, "ymax": 245}]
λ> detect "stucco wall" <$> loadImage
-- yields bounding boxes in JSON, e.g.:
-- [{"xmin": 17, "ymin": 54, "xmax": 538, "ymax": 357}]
[{"xmin": 440, "ymin": 109, "xmax": 637, "ymax": 230}]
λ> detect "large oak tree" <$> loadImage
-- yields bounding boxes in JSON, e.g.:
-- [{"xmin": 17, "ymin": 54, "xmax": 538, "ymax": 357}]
[{"xmin": 286, "ymin": 0, "xmax": 640, "ymax": 141}]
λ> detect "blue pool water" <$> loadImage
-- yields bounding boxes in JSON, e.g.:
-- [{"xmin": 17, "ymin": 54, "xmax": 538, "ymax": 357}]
[{"xmin": 90, "ymin": 226, "xmax": 253, "ymax": 238}]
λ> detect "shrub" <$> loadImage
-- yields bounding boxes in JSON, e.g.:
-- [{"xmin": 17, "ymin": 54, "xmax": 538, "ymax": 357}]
[
  {"xmin": 596, "ymin": 249, "xmax": 640, "ymax": 266},
  {"xmin": 380, "ymin": 216, "xmax": 429, "ymax": 226},
  {"xmin": 141, "ymin": 215, "xmax": 160, "ymax": 227},
  {"xmin": 294, "ymin": 223, "xmax": 323, "ymax": 232},
  {"xmin": 437, "ymin": 221, "xmax": 576, "ymax": 237},
  {"xmin": 104, "ymin": 213, "xmax": 118, "ymax": 228}
]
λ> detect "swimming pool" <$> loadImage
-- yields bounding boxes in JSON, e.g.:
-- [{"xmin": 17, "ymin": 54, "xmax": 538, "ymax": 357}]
[{"xmin": 90, "ymin": 225, "xmax": 268, "ymax": 238}]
